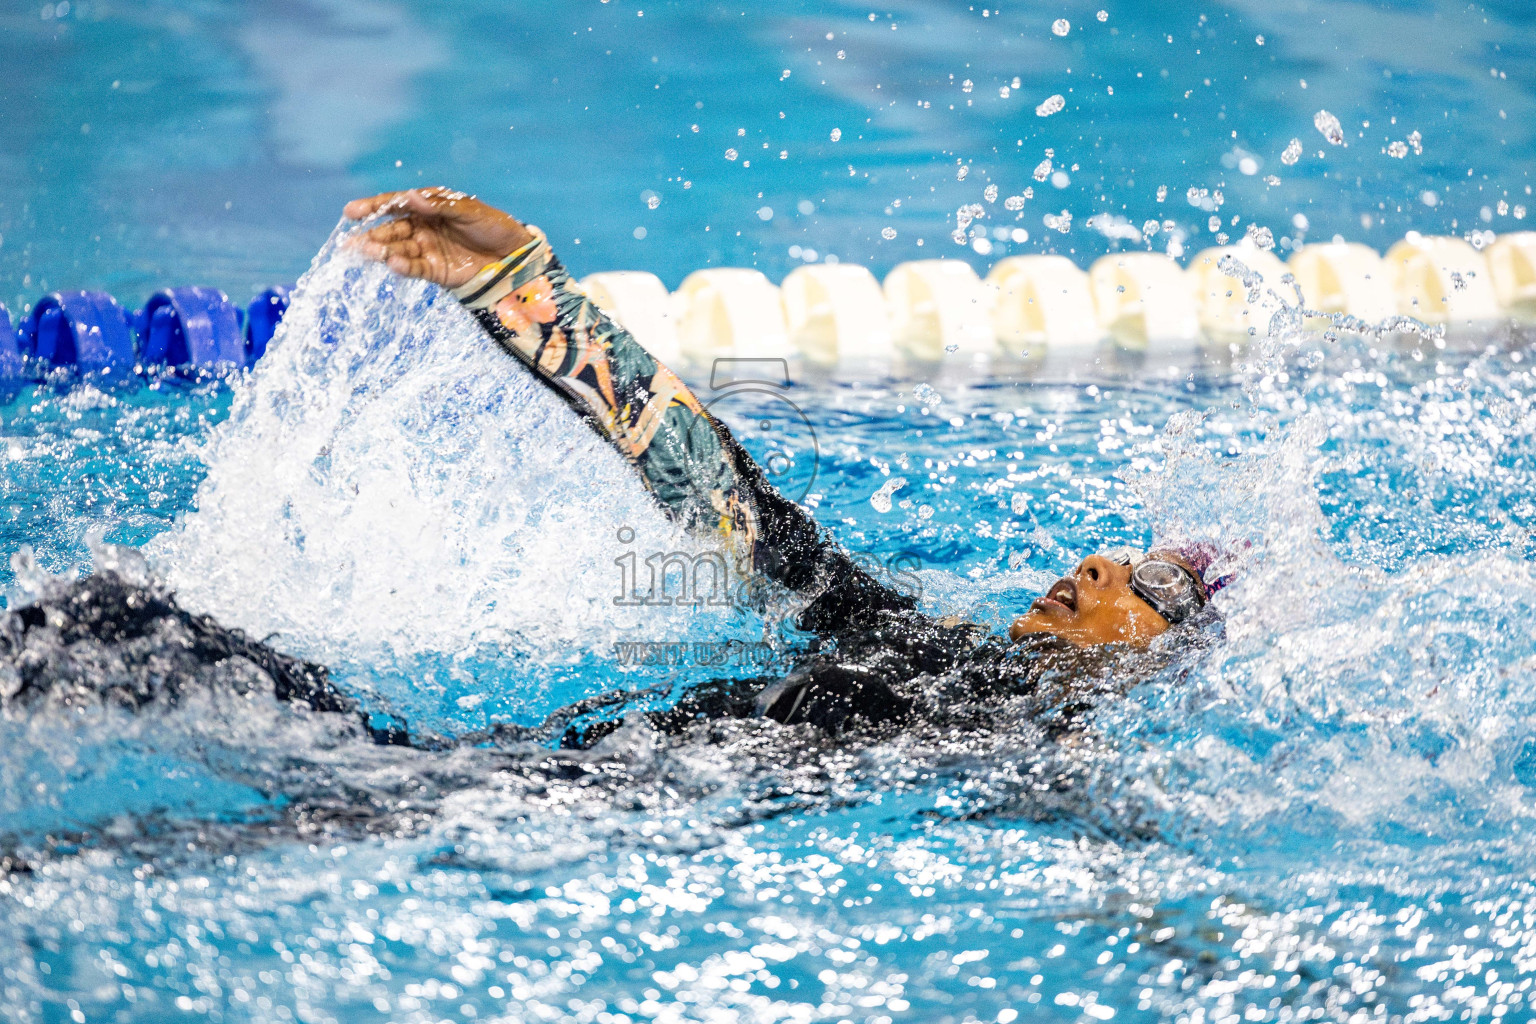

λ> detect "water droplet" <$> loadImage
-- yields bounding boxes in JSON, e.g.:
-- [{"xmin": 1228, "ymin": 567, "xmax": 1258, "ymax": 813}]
[
  {"xmin": 1004, "ymin": 195, "xmax": 1026, "ymax": 211},
  {"xmin": 956, "ymin": 165, "xmax": 969, "ymax": 180},
  {"xmin": 1044, "ymin": 210, "xmax": 1073, "ymax": 234},
  {"xmin": 829, "ymin": 128, "xmax": 842, "ymax": 142},
  {"xmin": 1156, "ymin": 185, "xmax": 1168, "ymax": 202},
  {"xmin": 1033, "ymin": 158, "xmax": 1053, "ymax": 182},
  {"xmin": 951, "ymin": 229, "xmax": 968, "ymax": 245},
  {"xmin": 1281, "ymin": 138, "xmax": 1303, "ymax": 165},
  {"xmin": 1096, "ymin": 9, "xmax": 1108, "ymax": 21},
  {"xmin": 870, "ymin": 476, "xmax": 907, "ymax": 513},
  {"xmin": 1246, "ymin": 223, "xmax": 1275, "ymax": 250},
  {"xmin": 1035, "ymin": 94, "xmax": 1066, "ymax": 117},
  {"xmin": 1052, "ymin": 18, "xmax": 1070, "ymax": 35},
  {"xmin": 836, "ymin": 49, "xmax": 846, "ymax": 59},
  {"xmin": 881, "ymin": 226, "xmax": 897, "ymax": 240},
  {"xmin": 1208, "ymin": 215, "xmax": 1222, "ymax": 232},
  {"xmin": 1313, "ymin": 109, "xmax": 1344, "ymax": 145},
  {"xmin": 962, "ymin": 79, "xmax": 974, "ymax": 93},
  {"xmin": 1010, "ymin": 492, "xmax": 1029, "ymax": 514},
  {"xmin": 1255, "ymin": 34, "xmax": 1265, "ymax": 45},
  {"xmin": 1408, "ymin": 130, "xmax": 1423, "ymax": 154},
  {"xmin": 984, "ymin": 184, "xmax": 999, "ymax": 202},
  {"xmin": 912, "ymin": 382, "xmax": 943, "ymax": 405},
  {"xmin": 1263, "ymin": 174, "xmax": 1281, "ymax": 186},
  {"xmin": 646, "ymin": 195, "xmax": 660, "ymax": 210},
  {"xmin": 724, "ymin": 148, "xmax": 738, "ymax": 161},
  {"xmin": 917, "ymin": 504, "xmax": 934, "ymax": 520}
]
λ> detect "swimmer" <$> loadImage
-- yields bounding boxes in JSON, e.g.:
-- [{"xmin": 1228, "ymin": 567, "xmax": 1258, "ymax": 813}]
[
  {"xmin": 342, "ymin": 188, "xmax": 1226, "ymax": 647},
  {"xmin": 0, "ymin": 189, "xmax": 1229, "ymax": 751}
]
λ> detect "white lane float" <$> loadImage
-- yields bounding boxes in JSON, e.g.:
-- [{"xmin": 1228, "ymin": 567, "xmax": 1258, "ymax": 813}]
[
  {"xmin": 1186, "ymin": 245, "xmax": 1292, "ymax": 341},
  {"xmin": 672, "ymin": 268, "xmax": 792, "ymax": 363},
  {"xmin": 1088, "ymin": 252, "xmax": 1201, "ymax": 350},
  {"xmin": 882, "ymin": 259, "xmax": 995, "ymax": 362},
  {"xmin": 1484, "ymin": 231, "xmax": 1536, "ymax": 322},
  {"xmin": 1384, "ymin": 233, "xmax": 1503, "ymax": 328},
  {"xmin": 571, "ymin": 231, "xmax": 1536, "ymax": 376},
  {"xmin": 1286, "ymin": 242, "xmax": 1398, "ymax": 324},
  {"xmin": 986, "ymin": 255, "xmax": 1101, "ymax": 357},
  {"xmin": 579, "ymin": 271, "xmax": 683, "ymax": 365},
  {"xmin": 779, "ymin": 264, "xmax": 893, "ymax": 367}
]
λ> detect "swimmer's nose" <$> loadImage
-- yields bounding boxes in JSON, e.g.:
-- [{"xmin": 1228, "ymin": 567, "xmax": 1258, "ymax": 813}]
[{"xmin": 1075, "ymin": 553, "xmax": 1120, "ymax": 590}]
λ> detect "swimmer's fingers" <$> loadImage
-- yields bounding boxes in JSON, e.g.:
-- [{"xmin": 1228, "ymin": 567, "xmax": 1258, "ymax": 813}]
[
  {"xmin": 343, "ymin": 191, "xmax": 411, "ymax": 221},
  {"xmin": 351, "ymin": 228, "xmax": 450, "ymax": 285},
  {"xmin": 345, "ymin": 187, "xmax": 475, "ymax": 223}
]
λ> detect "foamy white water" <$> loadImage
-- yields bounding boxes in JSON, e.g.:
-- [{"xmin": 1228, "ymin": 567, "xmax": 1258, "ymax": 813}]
[{"xmin": 149, "ymin": 221, "xmax": 730, "ymax": 668}]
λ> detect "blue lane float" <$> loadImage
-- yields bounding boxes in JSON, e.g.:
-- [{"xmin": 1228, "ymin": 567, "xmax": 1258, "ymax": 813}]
[
  {"xmin": 21, "ymin": 291, "xmax": 137, "ymax": 377},
  {"xmin": 245, "ymin": 285, "xmax": 293, "ymax": 363},
  {"xmin": 136, "ymin": 287, "xmax": 246, "ymax": 371},
  {"xmin": 0, "ymin": 303, "xmax": 21, "ymax": 378}
]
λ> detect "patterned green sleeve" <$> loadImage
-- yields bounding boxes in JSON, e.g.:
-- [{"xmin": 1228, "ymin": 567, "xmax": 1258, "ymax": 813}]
[
  {"xmin": 449, "ymin": 230, "xmax": 763, "ymax": 562},
  {"xmin": 449, "ymin": 230, "xmax": 919, "ymax": 632}
]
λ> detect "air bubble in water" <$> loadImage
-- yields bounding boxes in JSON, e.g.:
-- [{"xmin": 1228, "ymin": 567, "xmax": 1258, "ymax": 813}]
[
  {"xmin": 1281, "ymin": 138, "xmax": 1303, "ymax": 165},
  {"xmin": 1035, "ymin": 94, "xmax": 1065, "ymax": 117},
  {"xmin": 1052, "ymin": 18, "xmax": 1070, "ymax": 35},
  {"xmin": 1313, "ymin": 109, "xmax": 1344, "ymax": 146},
  {"xmin": 1386, "ymin": 140, "xmax": 1408, "ymax": 158},
  {"xmin": 881, "ymin": 226, "xmax": 897, "ymax": 239}
]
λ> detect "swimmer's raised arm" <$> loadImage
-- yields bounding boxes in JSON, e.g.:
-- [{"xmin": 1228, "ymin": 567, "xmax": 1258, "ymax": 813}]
[{"xmin": 346, "ymin": 187, "xmax": 916, "ymax": 634}]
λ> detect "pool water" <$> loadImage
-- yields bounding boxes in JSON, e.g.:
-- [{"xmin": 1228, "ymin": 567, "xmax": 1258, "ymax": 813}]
[
  {"xmin": 4, "ymin": 228, "xmax": 1536, "ymax": 1022},
  {"xmin": 7, "ymin": 1, "xmax": 1536, "ymax": 1022}
]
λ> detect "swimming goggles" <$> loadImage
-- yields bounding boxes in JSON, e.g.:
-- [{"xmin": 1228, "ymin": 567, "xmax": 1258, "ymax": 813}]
[{"xmin": 1100, "ymin": 549, "xmax": 1207, "ymax": 624}]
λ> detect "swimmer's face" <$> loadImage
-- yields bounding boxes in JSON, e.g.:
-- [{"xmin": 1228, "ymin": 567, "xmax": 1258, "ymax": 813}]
[{"xmin": 1009, "ymin": 553, "xmax": 1171, "ymax": 648}]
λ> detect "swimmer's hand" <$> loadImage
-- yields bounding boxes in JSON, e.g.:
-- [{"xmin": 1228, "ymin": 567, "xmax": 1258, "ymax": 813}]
[{"xmin": 343, "ymin": 187, "xmax": 536, "ymax": 289}]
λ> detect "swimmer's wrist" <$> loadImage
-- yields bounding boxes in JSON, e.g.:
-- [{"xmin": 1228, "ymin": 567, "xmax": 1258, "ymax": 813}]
[{"xmin": 450, "ymin": 228, "xmax": 550, "ymax": 312}]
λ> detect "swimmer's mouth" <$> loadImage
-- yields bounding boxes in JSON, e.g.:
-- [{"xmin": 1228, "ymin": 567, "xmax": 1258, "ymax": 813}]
[{"xmin": 1032, "ymin": 577, "xmax": 1078, "ymax": 615}]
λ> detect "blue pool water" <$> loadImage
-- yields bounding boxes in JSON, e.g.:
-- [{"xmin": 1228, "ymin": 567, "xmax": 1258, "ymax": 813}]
[{"xmin": 6, "ymin": 2, "xmax": 1536, "ymax": 1023}]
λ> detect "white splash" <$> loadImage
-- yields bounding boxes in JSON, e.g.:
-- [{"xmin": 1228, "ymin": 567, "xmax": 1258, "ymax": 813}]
[{"xmin": 150, "ymin": 221, "xmax": 726, "ymax": 668}]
